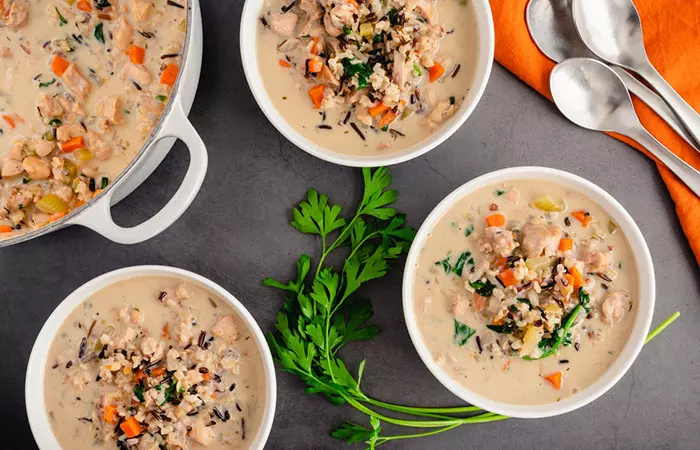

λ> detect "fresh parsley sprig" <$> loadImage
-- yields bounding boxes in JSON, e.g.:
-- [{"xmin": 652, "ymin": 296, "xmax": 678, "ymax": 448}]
[{"xmin": 264, "ymin": 168, "xmax": 508, "ymax": 448}]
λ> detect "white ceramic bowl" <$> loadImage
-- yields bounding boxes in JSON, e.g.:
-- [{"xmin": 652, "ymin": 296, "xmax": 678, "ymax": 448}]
[
  {"xmin": 25, "ymin": 266, "xmax": 277, "ymax": 449},
  {"xmin": 402, "ymin": 167, "xmax": 655, "ymax": 418},
  {"xmin": 240, "ymin": 0, "xmax": 495, "ymax": 167}
]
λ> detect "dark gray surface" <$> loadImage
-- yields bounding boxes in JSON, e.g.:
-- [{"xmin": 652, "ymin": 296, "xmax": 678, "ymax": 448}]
[{"xmin": 3, "ymin": 2, "xmax": 700, "ymax": 449}]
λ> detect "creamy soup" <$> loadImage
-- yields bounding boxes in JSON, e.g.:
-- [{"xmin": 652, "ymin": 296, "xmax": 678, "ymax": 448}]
[
  {"xmin": 257, "ymin": 0, "xmax": 478, "ymax": 155},
  {"xmin": 0, "ymin": 0, "xmax": 186, "ymax": 238},
  {"xmin": 413, "ymin": 181, "xmax": 638, "ymax": 404},
  {"xmin": 45, "ymin": 276, "xmax": 267, "ymax": 449}
]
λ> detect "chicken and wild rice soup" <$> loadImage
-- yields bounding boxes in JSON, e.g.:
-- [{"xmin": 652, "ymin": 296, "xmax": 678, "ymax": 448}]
[
  {"xmin": 45, "ymin": 277, "xmax": 267, "ymax": 449},
  {"xmin": 0, "ymin": 0, "xmax": 187, "ymax": 238},
  {"xmin": 413, "ymin": 181, "xmax": 638, "ymax": 404},
  {"xmin": 257, "ymin": 0, "xmax": 478, "ymax": 155}
]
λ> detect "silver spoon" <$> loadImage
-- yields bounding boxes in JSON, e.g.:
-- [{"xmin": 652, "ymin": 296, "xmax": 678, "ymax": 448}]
[
  {"xmin": 550, "ymin": 58, "xmax": 700, "ymax": 197},
  {"xmin": 525, "ymin": 0, "xmax": 697, "ymax": 149},
  {"xmin": 572, "ymin": 0, "xmax": 700, "ymax": 148}
]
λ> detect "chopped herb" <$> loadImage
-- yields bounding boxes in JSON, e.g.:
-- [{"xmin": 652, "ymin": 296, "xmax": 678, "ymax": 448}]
[
  {"xmin": 449, "ymin": 96, "xmax": 456, "ymax": 105},
  {"xmin": 525, "ymin": 305, "xmax": 584, "ymax": 361},
  {"xmin": 48, "ymin": 118, "xmax": 63, "ymax": 127},
  {"xmin": 162, "ymin": 381, "xmax": 178, "ymax": 405},
  {"xmin": 95, "ymin": 0, "xmax": 112, "ymax": 9},
  {"xmin": 435, "ymin": 252, "xmax": 452, "ymax": 273},
  {"xmin": 341, "ymin": 58, "xmax": 372, "ymax": 88},
  {"xmin": 469, "ymin": 279, "xmax": 497, "ymax": 297},
  {"xmin": 39, "ymin": 78, "xmax": 56, "ymax": 88},
  {"xmin": 134, "ymin": 384, "xmax": 145, "ymax": 402},
  {"xmin": 372, "ymin": 32, "xmax": 384, "ymax": 42},
  {"xmin": 579, "ymin": 288, "xmax": 591, "ymax": 313},
  {"xmin": 343, "ymin": 26, "xmax": 352, "ymax": 35},
  {"xmin": 451, "ymin": 251, "xmax": 474, "ymax": 276},
  {"xmin": 22, "ymin": 177, "xmax": 32, "ymax": 184},
  {"xmin": 618, "ymin": 262, "xmax": 622, "ymax": 269},
  {"xmin": 487, "ymin": 322, "xmax": 518, "ymax": 334},
  {"xmin": 94, "ymin": 24, "xmax": 105, "ymax": 44},
  {"xmin": 156, "ymin": 95, "xmax": 168, "ymax": 102},
  {"xmin": 100, "ymin": 177, "xmax": 109, "ymax": 189},
  {"xmin": 56, "ymin": 7, "xmax": 67, "ymax": 26},
  {"xmin": 464, "ymin": 223, "xmax": 474, "ymax": 237},
  {"xmin": 413, "ymin": 63, "xmax": 423, "ymax": 76},
  {"xmin": 387, "ymin": 8, "xmax": 399, "ymax": 26},
  {"xmin": 517, "ymin": 298, "xmax": 532, "ymax": 308},
  {"xmin": 88, "ymin": 178, "xmax": 96, "ymax": 192},
  {"xmin": 453, "ymin": 319, "xmax": 476, "ymax": 346},
  {"xmin": 495, "ymin": 189, "xmax": 505, "ymax": 196},
  {"xmin": 380, "ymin": 125, "xmax": 388, "ymax": 132}
]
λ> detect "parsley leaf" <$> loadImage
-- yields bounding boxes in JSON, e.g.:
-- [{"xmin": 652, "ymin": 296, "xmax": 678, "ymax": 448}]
[
  {"xmin": 469, "ymin": 279, "xmax": 497, "ymax": 297},
  {"xmin": 134, "ymin": 384, "xmax": 145, "ymax": 402},
  {"xmin": 464, "ymin": 223, "xmax": 474, "ymax": 237},
  {"xmin": 487, "ymin": 322, "xmax": 518, "ymax": 334},
  {"xmin": 453, "ymin": 319, "xmax": 476, "ymax": 346},
  {"xmin": 452, "ymin": 251, "xmax": 474, "ymax": 276},
  {"xmin": 342, "ymin": 58, "xmax": 372, "ymax": 89}
]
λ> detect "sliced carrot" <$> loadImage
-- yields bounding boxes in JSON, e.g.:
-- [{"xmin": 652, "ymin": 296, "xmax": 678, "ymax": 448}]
[
  {"xmin": 77, "ymin": 0, "xmax": 92, "ymax": 12},
  {"xmin": 502, "ymin": 360, "xmax": 511, "ymax": 372},
  {"xmin": 308, "ymin": 84, "xmax": 325, "ymax": 109},
  {"xmin": 160, "ymin": 63, "xmax": 179, "ymax": 86},
  {"xmin": 497, "ymin": 268, "xmax": 518, "ymax": 287},
  {"xmin": 134, "ymin": 370, "xmax": 147, "ymax": 382},
  {"xmin": 310, "ymin": 37, "xmax": 320, "ymax": 55},
  {"xmin": 278, "ymin": 59, "xmax": 292, "ymax": 68},
  {"xmin": 51, "ymin": 55, "xmax": 71, "ymax": 77},
  {"xmin": 559, "ymin": 238, "xmax": 573, "ymax": 252},
  {"xmin": 162, "ymin": 323, "xmax": 169, "ymax": 339},
  {"xmin": 2, "ymin": 115, "xmax": 15, "ymax": 129},
  {"xmin": 347, "ymin": 0, "xmax": 358, "ymax": 7},
  {"xmin": 150, "ymin": 367, "xmax": 166, "ymax": 378},
  {"xmin": 569, "ymin": 267, "xmax": 584, "ymax": 289},
  {"xmin": 491, "ymin": 316, "xmax": 505, "ymax": 326},
  {"xmin": 120, "ymin": 417, "xmax": 143, "ymax": 438},
  {"xmin": 202, "ymin": 372, "xmax": 212, "ymax": 382},
  {"xmin": 60, "ymin": 136, "xmax": 84, "ymax": 153},
  {"xmin": 485, "ymin": 213, "xmax": 506, "ymax": 227},
  {"xmin": 562, "ymin": 273, "xmax": 575, "ymax": 289},
  {"xmin": 377, "ymin": 109, "xmax": 397, "ymax": 129},
  {"xmin": 49, "ymin": 212, "xmax": 67, "ymax": 222},
  {"xmin": 103, "ymin": 405, "xmax": 118, "ymax": 424},
  {"xmin": 368, "ymin": 103, "xmax": 389, "ymax": 117},
  {"xmin": 543, "ymin": 371, "xmax": 562, "ymax": 389},
  {"xmin": 0, "ymin": 225, "xmax": 13, "ymax": 233},
  {"xmin": 493, "ymin": 256, "xmax": 507, "ymax": 268},
  {"xmin": 429, "ymin": 61, "xmax": 445, "ymax": 82},
  {"xmin": 126, "ymin": 45, "xmax": 146, "ymax": 64},
  {"xmin": 307, "ymin": 59, "xmax": 324, "ymax": 73},
  {"xmin": 92, "ymin": 189, "xmax": 103, "ymax": 198},
  {"xmin": 571, "ymin": 210, "xmax": 592, "ymax": 228}
]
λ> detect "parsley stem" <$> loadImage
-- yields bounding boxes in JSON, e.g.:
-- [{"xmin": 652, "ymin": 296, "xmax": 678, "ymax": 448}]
[
  {"xmin": 373, "ymin": 423, "xmax": 463, "ymax": 446},
  {"xmin": 645, "ymin": 311, "xmax": 680, "ymax": 344},
  {"xmin": 364, "ymin": 397, "xmax": 482, "ymax": 416}
]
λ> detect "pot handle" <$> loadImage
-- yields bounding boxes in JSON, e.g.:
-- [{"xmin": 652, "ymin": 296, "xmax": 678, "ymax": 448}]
[{"xmin": 71, "ymin": 99, "xmax": 208, "ymax": 244}]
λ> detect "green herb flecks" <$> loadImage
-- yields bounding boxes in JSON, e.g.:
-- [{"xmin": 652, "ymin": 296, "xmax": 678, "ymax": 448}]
[
  {"xmin": 453, "ymin": 319, "xmax": 476, "ymax": 346},
  {"xmin": 156, "ymin": 95, "xmax": 168, "ymax": 102},
  {"xmin": 495, "ymin": 190, "xmax": 505, "ymax": 196},
  {"xmin": 94, "ymin": 23, "xmax": 105, "ymax": 44},
  {"xmin": 342, "ymin": 58, "xmax": 372, "ymax": 89},
  {"xmin": 161, "ymin": 380, "xmax": 178, "ymax": 405},
  {"xmin": 464, "ymin": 223, "xmax": 474, "ymax": 237},
  {"xmin": 134, "ymin": 384, "xmax": 145, "ymax": 402},
  {"xmin": 451, "ymin": 251, "xmax": 474, "ymax": 277},
  {"xmin": 100, "ymin": 177, "xmax": 109, "ymax": 189},
  {"xmin": 449, "ymin": 96, "xmax": 456, "ymax": 105},
  {"xmin": 373, "ymin": 32, "xmax": 384, "ymax": 42},
  {"xmin": 39, "ymin": 78, "xmax": 57, "ymax": 88},
  {"xmin": 486, "ymin": 322, "xmax": 518, "ymax": 334},
  {"xmin": 265, "ymin": 167, "xmax": 508, "ymax": 448},
  {"xmin": 387, "ymin": 8, "xmax": 399, "ymax": 26},
  {"xmin": 435, "ymin": 252, "xmax": 452, "ymax": 274},
  {"xmin": 413, "ymin": 63, "xmax": 423, "ymax": 76},
  {"xmin": 343, "ymin": 26, "xmax": 352, "ymax": 35},
  {"xmin": 579, "ymin": 288, "xmax": 590, "ymax": 313},
  {"xmin": 469, "ymin": 279, "xmax": 497, "ymax": 297},
  {"xmin": 524, "ymin": 305, "xmax": 583, "ymax": 361},
  {"xmin": 56, "ymin": 7, "xmax": 67, "ymax": 26}
]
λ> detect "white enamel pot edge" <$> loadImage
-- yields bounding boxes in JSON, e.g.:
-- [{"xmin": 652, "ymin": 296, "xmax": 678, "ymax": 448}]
[
  {"xmin": 25, "ymin": 265, "xmax": 277, "ymax": 450},
  {"xmin": 0, "ymin": 0, "xmax": 206, "ymax": 247},
  {"xmin": 240, "ymin": 0, "xmax": 495, "ymax": 167},
  {"xmin": 401, "ymin": 166, "xmax": 655, "ymax": 418}
]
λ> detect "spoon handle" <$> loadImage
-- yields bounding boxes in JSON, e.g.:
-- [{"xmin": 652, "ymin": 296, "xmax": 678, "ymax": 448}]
[
  {"xmin": 636, "ymin": 62, "xmax": 700, "ymax": 148},
  {"xmin": 612, "ymin": 67, "xmax": 699, "ymax": 151},
  {"xmin": 629, "ymin": 127, "xmax": 700, "ymax": 197}
]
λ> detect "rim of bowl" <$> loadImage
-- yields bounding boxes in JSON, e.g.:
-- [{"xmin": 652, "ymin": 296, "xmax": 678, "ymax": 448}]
[
  {"xmin": 239, "ymin": 0, "xmax": 495, "ymax": 167},
  {"xmin": 401, "ymin": 166, "xmax": 655, "ymax": 418},
  {"xmin": 25, "ymin": 265, "xmax": 277, "ymax": 449}
]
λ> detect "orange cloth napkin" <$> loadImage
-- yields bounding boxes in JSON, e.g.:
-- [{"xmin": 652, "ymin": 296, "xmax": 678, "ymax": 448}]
[{"xmin": 491, "ymin": 0, "xmax": 700, "ymax": 265}]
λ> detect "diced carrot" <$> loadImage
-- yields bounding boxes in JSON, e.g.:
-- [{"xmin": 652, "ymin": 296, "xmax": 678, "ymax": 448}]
[
  {"xmin": 162, "ymin": 323, "xmax": 169, "ymax": 339},
  {"xmin": 310, "ymin": 37, "xmax": 320, "ymax": 55},
  {"xmin": 60, "ymin": 136, "xmax": 84, "ymax": 153},
  {"xmin": 278, "ymin": 59, "xmax": 292, "ymax": 68},
  {"xmin": 160, "ymin": 63, "xmax": 179, "ymax": 86},
  {"xmin": 497, "ymin": 268, "xmax": 518, "ymax": 287},
  {"xmin": 571, "ymin": 210, "xmax": 592, "ymax": 228},
  {"xmin": 569, "ymin": 267, "xmax": 584, "ymax": 289},
  {"xmin": 134, "ymin": 370, "xmax": 147, "ymax": 382},
  {"xmin": 49, "ymin": 212, "xmax": 67, "ymax": 222},
  {"xmin": 543, "ymin": 371, "xmax": 562, "ymax": 389},
  {"xmin": 491, "ymin": 316, "xmax": 505, "ymax": 326},
  {"xmin": 202, "ymin": 372, "xmax": 212, "ymax": 382},
  {"xmin": 308, "ymin": 84, "xmax": 325, "ymax": 109},
  {"xmin": 2, "ymin": 115, "xmax": 15, "ymax": 129},
  {"xmin": 0, "ymin": 225, "xmax": 13, "ymax": 233},
  {"xmin": 150, "ymin": 367, "xmax": 165, "ymax": 378},
  {"xmin": 472, "ymin": 292, "xmax": 486, "ymax": 312},
  {"xmin": 485, "ymin": 213, "xmax": 506, "ymax": 227},
  {"xmin": 493, "ymin": 256, "xmax": 507, "ymax": 268},
  {"xmin": 51, "ymin": 55, "xmax": 71, "ymax": 77},
  {"xmin": 429, "ymin": 61, "xmax": 445, "ymax": 82},
  {"xmin": 562, "ymin": 273, "xmax": 575, "ymax": 289},
  {"xmin": 92, "ymin": 189, "xmax": 103, "ymax": 198},
  {"xmin": 502, "ymin": 360, "xmax": 511, "ymax": 372},
  {"xmin": 559, "ymin": 238, "xmax": 573, "ymax": 252},
  {"xmin": 368, "ymin": 103, "xmax": 390, "ymax": 117},
  {"xmin": 348, "ymin": 0, "xmax": 358, "ymax": 7},
  {"xmin": 307, "ymin": 59, "xmax": 324, "ymax": 73},
  {"xmin": 103, "ymin": 405, "xmax": 118, "ymax": 424},
  {"xmin": 77, "ymin": 0, "xmax": 92, "ymax": 12},
  {"xmin": 126, "ymin": 45, "xmax": 146, "ymax": 64},
  {"xmin": 377, "ymin": 109, "xmax": 397, "ymax": 129},
  {"xmin": 120, "ymin": 417, "xmax": 143, "ymax": 438}
]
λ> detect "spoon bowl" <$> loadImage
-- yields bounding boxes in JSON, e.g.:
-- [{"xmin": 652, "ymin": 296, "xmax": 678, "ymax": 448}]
[{"xmin": 526, "ymin": 0, "xmax": 596, "ymax": 62}]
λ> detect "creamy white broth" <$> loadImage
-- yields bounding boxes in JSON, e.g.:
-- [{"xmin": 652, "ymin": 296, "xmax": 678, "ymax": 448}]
[
  {"xmin": 0, "ymin": 0, "xmax": 186, "ymax": 238},
  {"xmin": 256, "ymin": 0, "xmax": 478, "ymax": 156},
  {"xmin": 45, "ymin": 276, "xmax": 267, "ymax": 449},
  {"xmin": 413, "ymin": 180, "xmax": 638, "ymax": 405}
]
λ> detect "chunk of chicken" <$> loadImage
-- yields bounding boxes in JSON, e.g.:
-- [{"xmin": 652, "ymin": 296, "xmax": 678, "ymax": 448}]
[
  {"xmin": 120, "ymin": 63, "xmax": 152, "ymax": 87},
  {"xmin": 22, "ymin": 156, "xmax": 51, "ymax": 180},
  {"xmin": 355, "ymin": 106, "xmax": 373, "ymax": 126},
  {"xmin": 99, "ymin": 96, "xmax": 123, "ymax": 125},
  {"xmin": 450, "ymin": 292, "xmax": 469, "ymax": 316},
  {"xmin": 62, "ymin": 64, "xmax": 91, "ymax": 100},
  {"xmin": 481, "ymin": 226, "xmax": 518, "ymax": 258},
  {"xmin": 140, "ymin": 337, "xmax": 164, "ymax": 360},
  {"xmin": 211, "ymin": 315, "xmax": 240, "ymax": 344},
  {"xmin": 6, "ymin": 188, "xmax": 33, "ymax": 210},
  {"xmin": 131, "ymin": 0, "xmax": 152, "ymax": 23},
  {"xmin": 392, "ymin": 52, "xmax": 410, "ymax": 91},
  {"xmin": 37, "ymin": 94, "xmax": 65, "ymax": 118},
  {"xmin": 166, "ymin": 422, "xmax": 188, "ymax": 448},
  {"xmin": 601, "ymin": 291, "xmax": 630, "ymax": 325},
  {"xmin": 428, "ymin": 100, "xmax": 457, "ymax": 124},
  {"xmin": 269, "ymin": 12, "xmax": 299, "ymax": 38},
  {"xmin": 33, "ymin": 140, "xmax": 55, "ymax": 157},
  {"xmin": 189, "ymin": 419, "xmax": 215, "ymax": 446},
  {"xmin": 408, "ymin": 0, "xmax": 438, "ymax": 24},
  {"xmin": 299, "ymin": 0, "xmax": 324, "ymax": 36},
  {"xmin": 583, "ymin": 248, "xmax": 612, "ymax": 273},
  {"xmin": 323, "ymin": 10, "xmax": 342, "ymax": 37},
  {"xmin": 329, "ymin": 3, "xmax": 356, "ymax": 29},
  {"xmin": 520, "ymin": 222, "xmax": 562, "ymax": 258},
  {"xmin": 318, "ymin": 64, "xmax": 339, "ymax": 87},
  {"xmin": 2, "ymin": 0, "xmax": 29, "ymax": 30},
  {"xmin": 114, "ymin": 16, "xmax": 133, "ymax": 51},
  {"xmin": 56, "ymin": 124, "xmax": 82, "ymax": 142},
  {"xmin": 8, "ymin": 140, "xmax": 24, "ymax": 160},
  {"xmin": 53, "ymin": 185, "xmax": 73, "ymax": 203},
  {"xmin": 87, "ymin": 132, "xmax": 112, "ymax": 160}
]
